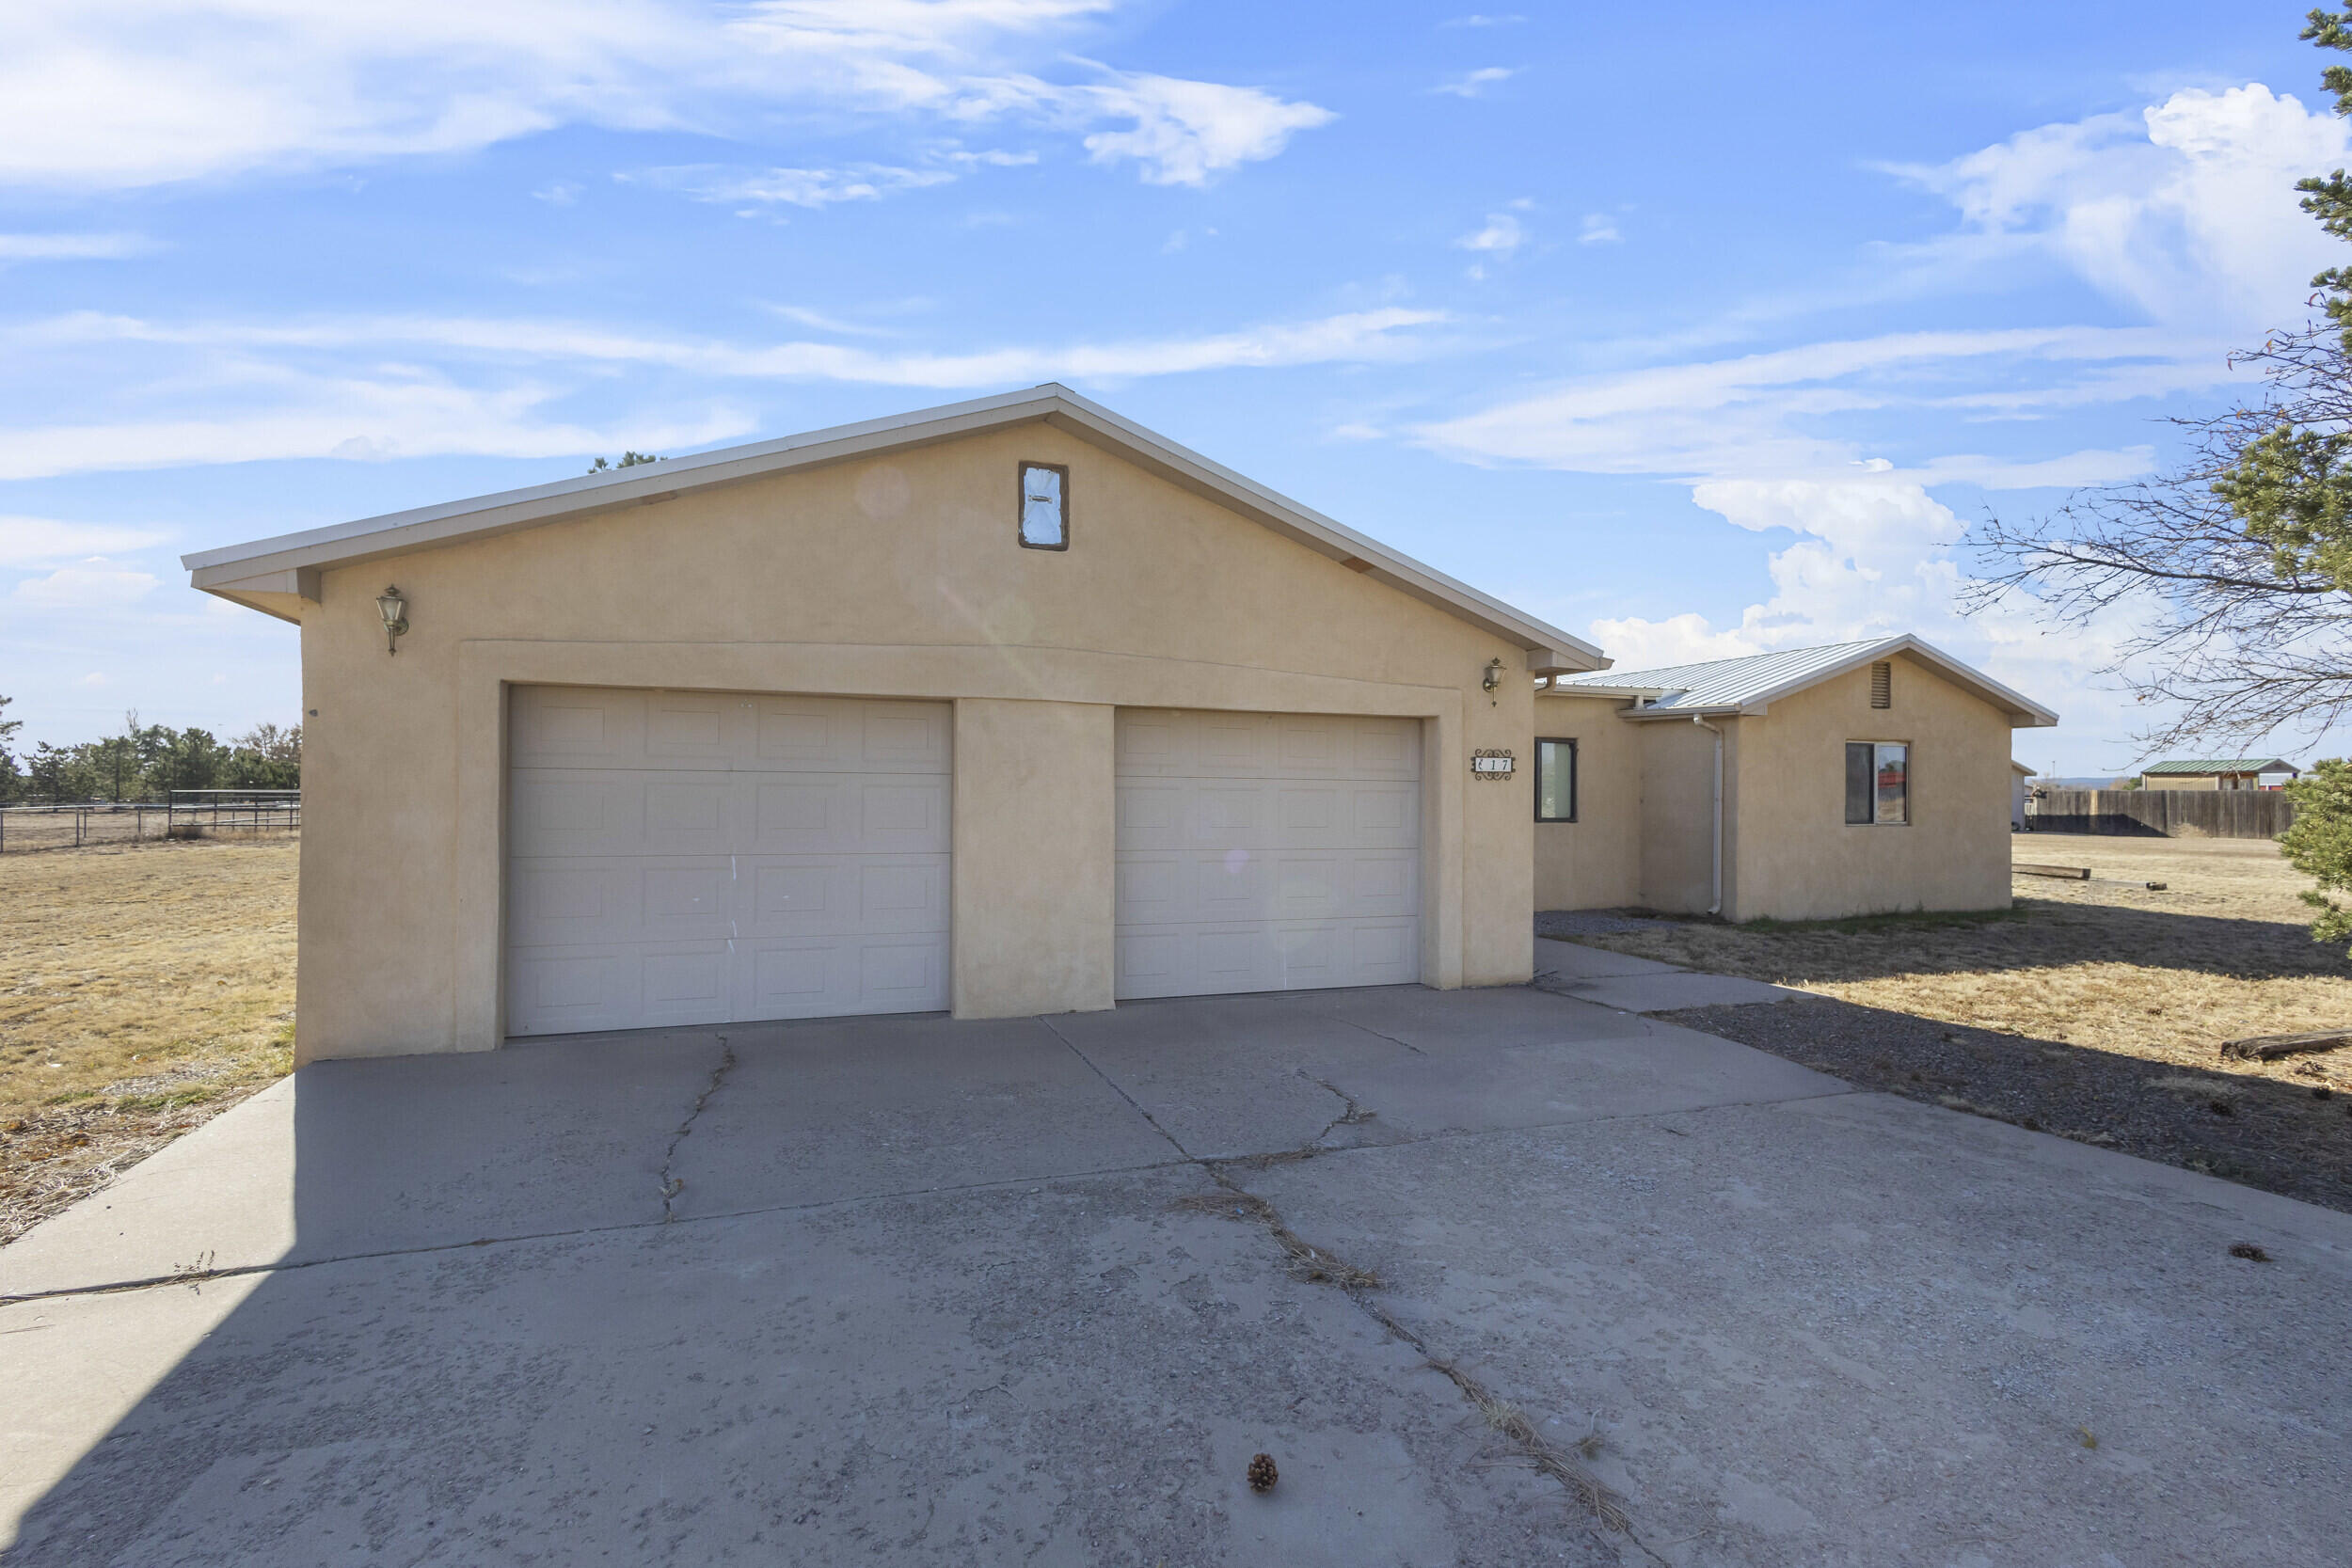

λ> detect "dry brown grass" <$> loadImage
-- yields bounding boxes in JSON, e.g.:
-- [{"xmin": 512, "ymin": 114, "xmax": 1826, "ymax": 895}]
[
  {"xmin": 1580, "ymin": 834, "xmax": 2352, "ymax": 1093},
  {"xmin": 0, "ymin": 836, "xmax": 297, "ymax": 1243}
]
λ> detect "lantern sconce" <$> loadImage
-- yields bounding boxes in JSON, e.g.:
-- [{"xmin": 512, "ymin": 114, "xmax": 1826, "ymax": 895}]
[
  {"xmin": 1481, "ymin": 657, "xmax": 1504, "ymax": 704},
  {"xmin": 376, "ymin": 586, "xmax": 409, "ymax": 656}
]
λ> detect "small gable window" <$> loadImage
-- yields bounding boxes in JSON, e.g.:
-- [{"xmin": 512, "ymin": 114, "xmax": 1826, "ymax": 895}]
[{"xmin": 1019, "ymin": 462, "xmax": 1068, "ymax": 549}]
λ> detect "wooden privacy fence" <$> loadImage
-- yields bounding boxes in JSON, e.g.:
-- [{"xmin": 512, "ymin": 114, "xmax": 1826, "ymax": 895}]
[{"xmin": 2026, "ymin": 787, "xmax": 2295, "ymax": 839}]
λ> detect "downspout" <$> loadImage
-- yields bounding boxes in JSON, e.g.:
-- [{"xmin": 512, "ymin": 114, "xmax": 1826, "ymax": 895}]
[{"xmin": 1690, "ymin": 717, "xmax": 1723, "ymax": 916}]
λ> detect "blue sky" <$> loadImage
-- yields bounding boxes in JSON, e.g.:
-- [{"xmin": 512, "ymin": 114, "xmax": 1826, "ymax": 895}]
[{"xmin": 0, "ymin": 2, "xmax": 2343, "ymax": 774}]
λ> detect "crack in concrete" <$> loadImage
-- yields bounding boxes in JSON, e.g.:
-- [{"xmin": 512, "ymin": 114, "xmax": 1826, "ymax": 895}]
[
  {"xmin": 1, "ymin": 1089, "xmax": 1861, "ymax": 1307},
  {"xmin": 1334, "ymin": 1016, "xmax": 1427, "ymax": 1055},
  {"xmin": 1038, "ymin": 1015, "xmax": 1196, "ymax": 1161},
  {"xmin": 660, "ymin": 1034, "xmax": 737, "ymax": 1223}
]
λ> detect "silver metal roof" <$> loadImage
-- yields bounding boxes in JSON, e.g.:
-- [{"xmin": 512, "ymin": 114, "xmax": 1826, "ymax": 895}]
[{"xmin": 1547, "ymin": 634, "xmax": 2058, "ymax": 727}]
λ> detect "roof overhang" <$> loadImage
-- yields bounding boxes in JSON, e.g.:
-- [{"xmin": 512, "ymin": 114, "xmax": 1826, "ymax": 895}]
[
  {"xmin": 183, "ymin": 384, "xmax": 1605, "ymax": 667},
  {"xmin": 1543, "ymin": 634, "xmax": 2058, "ymax": 729}
]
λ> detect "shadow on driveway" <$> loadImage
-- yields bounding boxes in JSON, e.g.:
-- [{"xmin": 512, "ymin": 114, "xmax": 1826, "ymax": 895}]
[{"xmin": 3, "ymin": 985, "xmax": 2347, "ymax": 1566}]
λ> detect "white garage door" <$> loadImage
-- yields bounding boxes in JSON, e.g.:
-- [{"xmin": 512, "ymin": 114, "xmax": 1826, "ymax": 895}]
[
  {"xmin": 1115, "ymin": 710, "xmax": 1421, "ymax": 999},
  {"xmin": 505, "ymin": 687, "xmax": 950, "ymax": 1037}
]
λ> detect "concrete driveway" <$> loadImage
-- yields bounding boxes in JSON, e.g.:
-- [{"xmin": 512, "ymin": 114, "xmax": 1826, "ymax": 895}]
[{"xmin": 4, "ymin": 961, "xmax": 2347, "ymax": 1566}]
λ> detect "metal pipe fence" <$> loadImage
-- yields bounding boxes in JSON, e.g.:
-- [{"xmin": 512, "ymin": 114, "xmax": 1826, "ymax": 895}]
[{"xmin": 0, "ymin": 791, "xmax": 299, "ymax": 854}]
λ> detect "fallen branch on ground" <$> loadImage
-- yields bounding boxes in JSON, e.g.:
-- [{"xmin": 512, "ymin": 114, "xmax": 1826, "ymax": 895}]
[
  {"xmin": 2014, "ymin": 863, "xmax": 2091, "ymax": 879},
  {"xmin": 2219, "ymin": 1028, "xmax": 2352, "ymax": 1062}
]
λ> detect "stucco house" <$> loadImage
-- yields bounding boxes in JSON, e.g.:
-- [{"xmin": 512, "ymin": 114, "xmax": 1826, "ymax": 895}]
[
  {"xmin": 183, "ymin": 387, "xmax": 2055, "ymax": 1061},
  {"xmin": 1532, "ymin": 642, "xmax": 2057, "ymax": 923}
]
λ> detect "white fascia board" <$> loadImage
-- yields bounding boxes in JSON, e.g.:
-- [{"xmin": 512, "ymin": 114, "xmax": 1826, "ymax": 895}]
[{"xmin": 183, "ymin": 384, "xmax": 1604, "ymax": 665}]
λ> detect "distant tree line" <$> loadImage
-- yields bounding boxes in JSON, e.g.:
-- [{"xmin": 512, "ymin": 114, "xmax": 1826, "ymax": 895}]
[{"xmin": 0, "ymin": 696, "xmax": 300, "ymax": 805}]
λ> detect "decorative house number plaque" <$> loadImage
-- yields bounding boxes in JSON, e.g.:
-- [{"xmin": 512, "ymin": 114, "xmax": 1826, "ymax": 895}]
[{"xmin": 1470, "ymin": 749, "xmax": 1516, "ymax": 779}]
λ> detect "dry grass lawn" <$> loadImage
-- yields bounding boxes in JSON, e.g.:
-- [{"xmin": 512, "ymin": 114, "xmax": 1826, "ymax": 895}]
[
  {"xmin": 0, "ymin": 836, "xmax": 297, "ymax": 1244},
  {"xmin": 1581, "ymin": 834, "xmax": 2352, "ymax": 1092}
]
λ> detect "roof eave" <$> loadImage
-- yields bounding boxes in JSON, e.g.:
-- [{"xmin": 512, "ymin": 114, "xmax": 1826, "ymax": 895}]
[{"xmin": 182, "ymin": 384, "xmax": 1603, "ymax": 667}]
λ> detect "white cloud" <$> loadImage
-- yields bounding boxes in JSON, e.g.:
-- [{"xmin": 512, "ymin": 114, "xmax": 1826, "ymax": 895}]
[
  {"xmin": 1455, "ymin": 213, "xmax": 1524, "ymax": 257},
  {"xmin": 1438, "ymin": 13, "xmax": 1525, "ymax": 25},
  {"xmin": 1577, "ymin": 213, "xmax": 1620, "ymax": 245},
  {"xmin": 0, "ymin": 231, "xmax": 153, "ymax": 261},
  {"xmin": 629, "ymin": 163, "xmax": 958, "ymax": 207},
  {"xmin": 1074, "ymin": 72, "xmax": 1334, "ymax": 186},
  {"xmin": 0, "ymin": 307, "xmax": 1445, "ymax": 479},
  {"xmin": 0, "ymin": 1, "xmax": 1328, "ymax": 191},
  {"xmin": 1888, "ymin": 83, "xmax": 2351, "ymax": 331},
  {"xmin": 1584, "ymin": 476, "xmax": 2139, "ymax": 729},
  {"xmin": 1433, "ymin": 68, "xmax": 1513, "ymax": 99},
  {"xmin": 14, "ymin": 559, "xmax": 160, "ymax": 608},
  {"xmin": 532, "ymin": 182, "xmax": 582, "ymax": 205},
  {"xmin": 1416, "ymin": 325, "xmax": 2195, "ymax": 476},
  {"xmin": 0, "ymin": 515, "xmax": 168, "ymax": 567}
]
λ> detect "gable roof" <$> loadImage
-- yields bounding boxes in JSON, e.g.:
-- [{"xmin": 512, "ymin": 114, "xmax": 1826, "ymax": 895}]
[
  {"xmin": 1545, "ymin": 634, "xmax": 2058, "ymax": 728},
  {"xmin": 2140, "ymin": 758, "xmax": 2298, "ymax": 775},
  {"xmin": 181, "ymin": 384, "xmax": 1602, "ymax": 669}
]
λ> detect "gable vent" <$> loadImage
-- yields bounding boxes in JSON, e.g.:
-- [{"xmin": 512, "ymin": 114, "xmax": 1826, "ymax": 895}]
[{"xmin": 1869, "ymin": 661, "xmax": 1891, "ymax": 708}]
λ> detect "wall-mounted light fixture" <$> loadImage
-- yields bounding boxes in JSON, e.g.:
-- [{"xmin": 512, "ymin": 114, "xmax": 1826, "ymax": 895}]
[
  {"xmin": 376, "ymin": 586, "xmax": 409, "ymax": 655},
  {"xmin": 1481, "ymin": 657, "xmax": 1504, "ymax": 704}
]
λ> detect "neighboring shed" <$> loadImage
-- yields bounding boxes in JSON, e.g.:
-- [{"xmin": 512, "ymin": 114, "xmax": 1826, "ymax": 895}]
[
  {"xmin": 2011, "ymin": 759, "xmax": 2036, "ymax": 832},
  {"xmin": 2138, "ymin": 758, "xmax": 2300, "ymax": 791},
  {"xmin": 1536, "ymin": 637, "xmax": 2057, "ymax": 922}
]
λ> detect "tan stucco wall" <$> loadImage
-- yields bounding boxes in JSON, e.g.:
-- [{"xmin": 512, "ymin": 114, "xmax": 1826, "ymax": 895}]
[
  {"xmin": 950, "ymin": 699, "xmax": 1115, "ymax": 1018},
  {"xmin": 290, "ymin": 420, "xmax": 1534, "ymax": 1061},
  {"xmin": 1637, "ymin": 716, "xmax": 1731, "ymax": 915},
  {"xmin": 1726, "ymin": 653, "xmax": 2011, "ymax": 921},
  {"xmin": 1531, "ymin": 692, "xmax": 1641, "ymax": 911}
]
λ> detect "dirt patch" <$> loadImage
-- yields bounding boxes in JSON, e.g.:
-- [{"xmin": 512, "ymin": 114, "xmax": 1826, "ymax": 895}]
[
  {"xmin": 1572, "ymin": 835, "xmax": 2352, "ymax": 1090},
  {"xmin": 1660, "ymin": 995, "xmax": 2352, "ymax": 1213},
  {"xmin": 0, "ymin": 837, "xmax": 297, "ymax": 1243},
  {"xmin": 1558, "ymin": 834, "xmax": 2352, "ymax": 1211}
]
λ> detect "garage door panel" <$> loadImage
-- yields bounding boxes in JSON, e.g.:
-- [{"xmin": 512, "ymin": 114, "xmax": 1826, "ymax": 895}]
[
  {"xmin": 745, "ymin": 775, "xmax": 949, "ymax": 853},
  {"xmin": 512, "ymin": 687, "xmax": 649, "ymax": 768},
  {"xmin": 507, "ymin": 943, "xmax": 647, "ymax": 1036},
  {"xmin": 738, "ymin": 854, "xmax": 948, "ymax": 938},
  {"xmin": 509, "ymin": 857, "xmax": 736, "ymax": 946},
  {"xmin": 735, "ymin": 935, "xmax": 950, "ymax": 1021},
  {"xmin": 644, "ymin": 777, "xmax": 739, "ymax": 853},
  {"xmin": 509, "ymin": 689, "xmax": 950, "ymax": 1036},
  {"xmin": 1116, "ymin": 710, "xmax": 1421, "ymax": 1000}
]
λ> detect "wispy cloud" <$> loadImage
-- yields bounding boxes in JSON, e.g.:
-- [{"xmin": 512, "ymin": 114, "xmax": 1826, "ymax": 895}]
[
  {"xmin": 0, "ymin": 1, "xmax": 1328, "ymax": 191},
  {"xmin": 628, "ymin": 163, "xmax": 959, "ymax": 208},
  {"xmin": 1417, "ymin": 325, "xmax": 2193, "ymax": 477},
  {"xmin": 13, "ymin": 560, "xmax": 160, "ymax": 609},
  {"xmin": 1438, "ymin": 13, "xmax": 1525, "ymax": 25},
  {"xmin": 1455, "ymin": 213, "xmax": 1524, "ymax": 257},
  {"xmin": 1433, "ymin": 67, "xmax": 1513, "ymax": 99},
  {"xmin": 0, "ymin": 515, "xmax": 169, "ymax": 566},
  {"xmin": 1577, "ymin": 213, "xmax": 1620, "ymax": 245},
  {"xmin": 0, "ymin": 231, "xmax": 154, "ymax": 261},
  {"xmin": 0, "ymin": 306, "xmax": 1447, "ymax": 478}
]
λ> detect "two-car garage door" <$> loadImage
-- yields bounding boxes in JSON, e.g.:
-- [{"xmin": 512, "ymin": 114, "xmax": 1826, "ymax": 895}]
[
  {"xmin": 505, "ymin": 689, "xmax": 1423, "ymax": 1034},
  {"xmin": 505, "ymin": 687, "xmax": 951, "ymax": 1037}
]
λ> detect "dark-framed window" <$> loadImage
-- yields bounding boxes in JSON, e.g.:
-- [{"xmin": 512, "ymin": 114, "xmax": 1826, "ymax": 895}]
[
  {"xmin": 1845, "ymin": 741, "xmax": 1909, "ymax": 825},
  {"xmin": 1018, "ymin": 461, "xmax": 1069, "ymax": 549},
  {"xmin": 1534, "ymin": 737, "xmax": 1577, "ymax": 822}
]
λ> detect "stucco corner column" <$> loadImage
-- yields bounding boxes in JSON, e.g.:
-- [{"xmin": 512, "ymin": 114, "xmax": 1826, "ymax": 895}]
[{"xmin": 950, "ymin": 698, "xmax": 1117, "ymax": 1020}]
